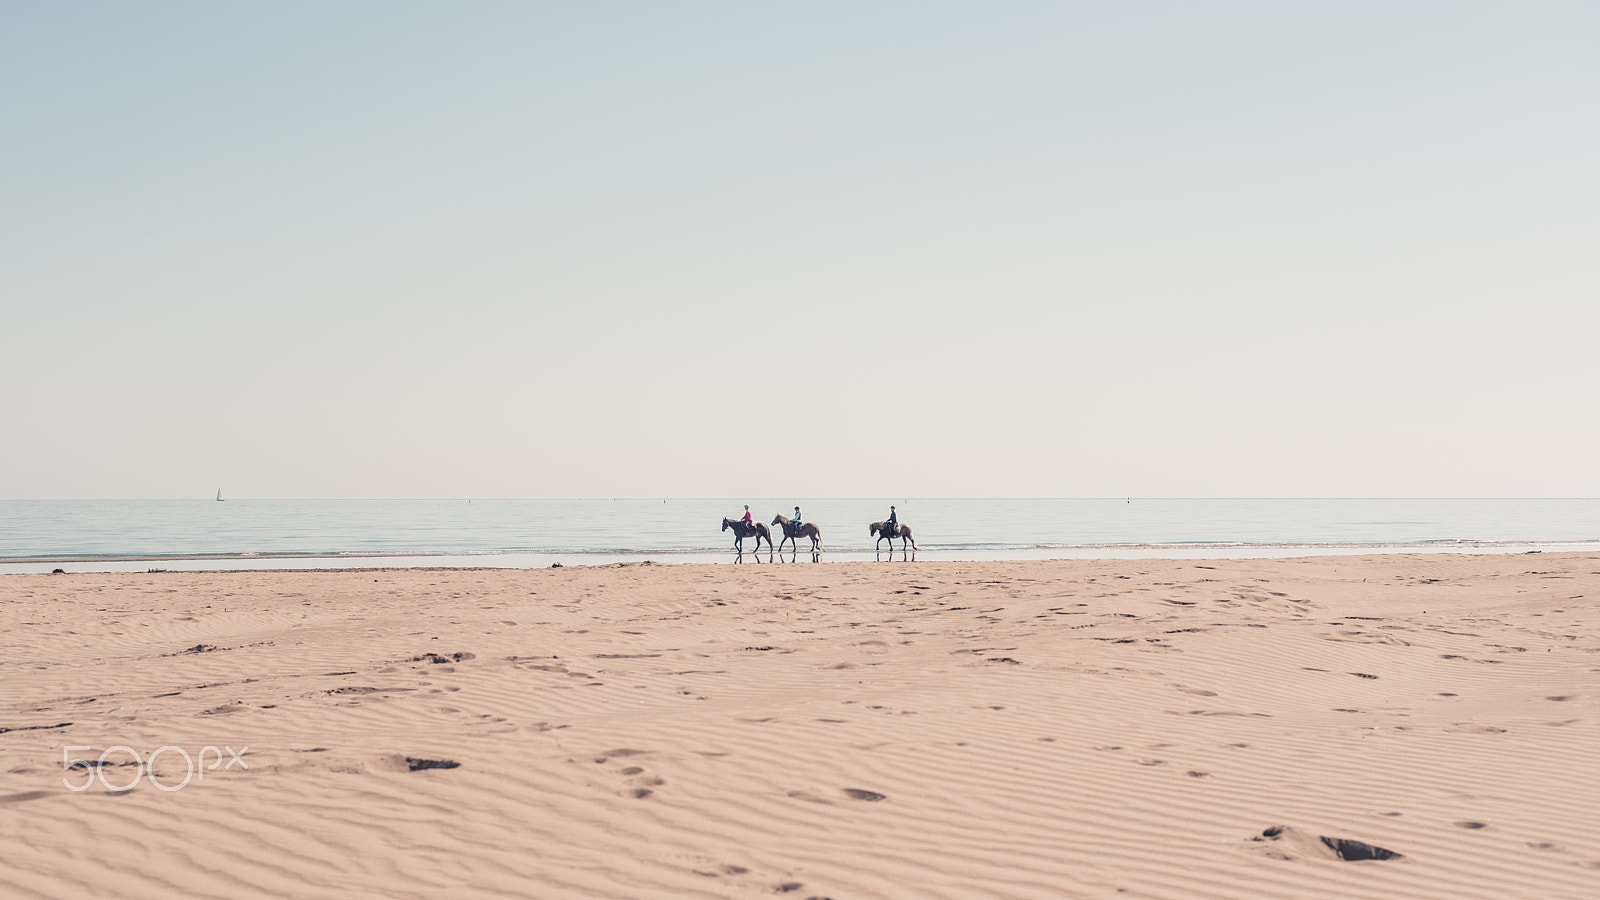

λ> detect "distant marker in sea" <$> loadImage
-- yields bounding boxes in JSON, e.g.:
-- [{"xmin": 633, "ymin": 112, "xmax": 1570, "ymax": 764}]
[{"xmin": 217, "ymin": 488, "xmax": 224, "ymax": 502}]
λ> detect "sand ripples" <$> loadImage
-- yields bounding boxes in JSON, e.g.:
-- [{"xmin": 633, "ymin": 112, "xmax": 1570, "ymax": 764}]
[{"xmin": 3, "ymin": 556, "xmax": 1598, "ymax": 898}]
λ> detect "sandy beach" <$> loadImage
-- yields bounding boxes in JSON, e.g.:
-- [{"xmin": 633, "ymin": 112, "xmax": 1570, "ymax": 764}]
[{"xmin": 1, "ymin": 553, "xmax": 1595, "ymax": 899}]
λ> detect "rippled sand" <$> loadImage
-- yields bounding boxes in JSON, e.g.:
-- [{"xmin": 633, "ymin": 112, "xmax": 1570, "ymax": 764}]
[{"xmin": 2, "ymin": 554, "xmax": 1596, "ymax": 898}]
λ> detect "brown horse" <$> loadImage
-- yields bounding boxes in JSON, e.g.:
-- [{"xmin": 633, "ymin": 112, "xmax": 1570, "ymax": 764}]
[
  {"xmin": 770, "ymin": 514, "xmax": 822, "ymax": 552},
  {"xmin": 869, "ymin": 521, "xmax": 917, "ymax": 551},
  {"xmin": 722, "ymin": 517, "xmax": 773, "ymax": 553}
]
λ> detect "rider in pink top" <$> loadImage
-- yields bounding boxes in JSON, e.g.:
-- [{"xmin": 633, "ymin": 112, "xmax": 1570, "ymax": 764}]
[{"xmin": 741, "ymin": 505, "xmax": 753, "ymax": 524}]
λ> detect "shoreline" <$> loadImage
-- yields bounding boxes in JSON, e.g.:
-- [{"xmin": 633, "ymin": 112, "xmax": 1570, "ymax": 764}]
[
  {"xmin": 4, "ymin": 539, "xmax": 1600, "ymax": 575},
  {"xmin": 6, "ymin": 498, "xmax": 1599, "ymax": 569}
]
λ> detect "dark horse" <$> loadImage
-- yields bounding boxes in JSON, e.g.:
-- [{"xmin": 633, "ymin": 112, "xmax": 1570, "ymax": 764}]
[
  {"xmin": 722, "ymin": 517, "xmax": 773, "ymax": 553},
  {"xmin": 869, "ymin": 521, "xmax": 917, "ymax": 551},
  {"xmin": 770, "ymin": 514, "xmax": 823, "ymax": 553}
]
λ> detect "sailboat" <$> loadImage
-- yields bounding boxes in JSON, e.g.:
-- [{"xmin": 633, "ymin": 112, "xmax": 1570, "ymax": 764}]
[{"xmin": 216, "ymin": 488, "xmax": 224, "ymax": 502}]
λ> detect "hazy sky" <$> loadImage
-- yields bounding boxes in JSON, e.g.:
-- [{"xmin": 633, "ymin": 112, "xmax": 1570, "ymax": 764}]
[{"xmin": 3, "ymin": 2, "xmax": 1597, "ymax": 499}]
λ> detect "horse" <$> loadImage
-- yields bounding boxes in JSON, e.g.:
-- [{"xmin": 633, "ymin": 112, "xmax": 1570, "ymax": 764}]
[
  {"xmin": 722, "ymin": 517, "xmax": 773, "ymax": 553},
  {"xmin": 869, "ymin": 521, "xmax": 917, "ymax": 551},
  {"xmin": 770, "ymin": 514, "xmax": 823, "ymax": 553}
]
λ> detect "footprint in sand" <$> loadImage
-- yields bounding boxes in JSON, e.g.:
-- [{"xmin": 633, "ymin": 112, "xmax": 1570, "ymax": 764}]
[
  {"xmin": 607, "ymin": 757, "xmax": 663, "ymax": 797},
  {"xmin": 693, "ymin": 863, "xmax": 751, "ymax": 878},
  {"xmin": 843, "ymin": 788, "xmax": 886, "ymax": 801}
]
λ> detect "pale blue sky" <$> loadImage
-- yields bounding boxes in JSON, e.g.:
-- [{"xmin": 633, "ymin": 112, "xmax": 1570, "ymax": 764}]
[{"xmin": 3, "ymin": 2, "xmax": 1597, "ymax": 498}]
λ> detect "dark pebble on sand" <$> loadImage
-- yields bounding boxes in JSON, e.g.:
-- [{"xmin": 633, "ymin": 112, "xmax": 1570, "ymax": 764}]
[
  {"xmin": 406, "ymin": 757, "xmax": 460, "ymax": 771},
  {"xmin": 1320, "ymin": 835, "xmax": 1403, "ymax": 861}
]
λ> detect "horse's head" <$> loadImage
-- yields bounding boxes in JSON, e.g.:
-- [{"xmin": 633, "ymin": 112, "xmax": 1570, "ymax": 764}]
[
  {"xmin": 770, "ymin": 515, "xmax": 782, "ymax": 525},
  {"xmin": 869, "ymin": 522, "xmax": 880, "ymax": 536},
  {"xmin": 721, "ymin": 518, "xmax": 731, "ymax": 531}
]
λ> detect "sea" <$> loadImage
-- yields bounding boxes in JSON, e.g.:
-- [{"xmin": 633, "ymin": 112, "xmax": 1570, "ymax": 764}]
[{"xmin": 2, "ymin": 498, "xmax": 1599, "ymax": 574}]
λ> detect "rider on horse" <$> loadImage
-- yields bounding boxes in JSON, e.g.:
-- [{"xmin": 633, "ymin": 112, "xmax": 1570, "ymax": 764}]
[{"xmin": 886, "ymin": 505, "xmax": 897, "ymax": 532}]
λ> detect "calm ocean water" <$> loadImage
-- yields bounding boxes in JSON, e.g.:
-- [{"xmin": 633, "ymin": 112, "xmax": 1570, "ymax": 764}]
[{"xmin": 2, "ymin": 499, "xmax": 1599, "ymax": 573}]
